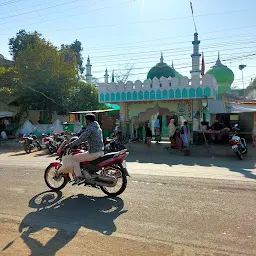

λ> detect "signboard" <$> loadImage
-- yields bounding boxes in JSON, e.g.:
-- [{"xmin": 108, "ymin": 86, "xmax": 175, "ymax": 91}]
[
  {"xmin": 69, "ymin": 114, "xmax": 75, "ymax": 123},
  {"xmin": 177, "ymin": 102, "xmax": 185, "ymax": 114},
  {"xmin": 102, "ymin": 115, "xmax": 115, "ymax": 130}
]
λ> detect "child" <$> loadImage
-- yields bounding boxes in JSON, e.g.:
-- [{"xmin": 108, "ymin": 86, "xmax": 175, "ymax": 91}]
[{"xmin": 145, "ymin": 126, "xmax": 153, "ymax": 147}]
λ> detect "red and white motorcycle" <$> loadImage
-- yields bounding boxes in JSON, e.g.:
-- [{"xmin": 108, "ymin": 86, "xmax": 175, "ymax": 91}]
[{"xmin": 44, "ymin": 139, "xmax": 129, "ymax": 197}]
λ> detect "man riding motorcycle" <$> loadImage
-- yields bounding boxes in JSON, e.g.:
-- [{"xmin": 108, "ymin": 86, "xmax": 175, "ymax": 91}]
[{"xmin": 68, "ymin": 113, "xmax": 104, "ymax": 184}]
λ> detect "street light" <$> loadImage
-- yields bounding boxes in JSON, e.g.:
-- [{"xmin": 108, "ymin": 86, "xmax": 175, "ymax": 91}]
[{"xmin": 239, "ymin": 64, "xmax": 246, "ymax": 99}]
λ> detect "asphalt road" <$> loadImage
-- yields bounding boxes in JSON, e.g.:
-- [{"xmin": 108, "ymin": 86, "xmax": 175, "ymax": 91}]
[{"xmin": 0, "ymin": 161, "xmax": 255, "ymax": 255}]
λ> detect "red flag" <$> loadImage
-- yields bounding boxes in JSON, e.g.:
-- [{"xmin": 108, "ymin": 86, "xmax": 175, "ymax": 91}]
[{"xmin": 201, "ymin": 52, "xmax": 205, "ymax": 76}]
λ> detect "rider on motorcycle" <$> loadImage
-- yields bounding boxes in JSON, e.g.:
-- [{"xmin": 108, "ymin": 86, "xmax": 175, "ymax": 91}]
[{"xmin": 68, "ymin": 113, "xmax": 104, "ymax": 184}]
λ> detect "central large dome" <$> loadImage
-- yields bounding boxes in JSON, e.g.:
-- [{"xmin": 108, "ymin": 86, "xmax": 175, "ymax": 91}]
[{"xmin": 147, "ymin": 53, "xmax": 175, "ymax": 80}]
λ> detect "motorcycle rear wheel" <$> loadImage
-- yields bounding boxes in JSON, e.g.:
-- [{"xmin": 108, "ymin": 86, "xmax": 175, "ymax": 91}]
[
  {"xmin": 236, "ymin": 151, "xmax": 243, "ymax": 160},
  {"xmin": 44, "ymin": 164, "xmax": 68, "ymax": 191},
  {"xmin": 24, "ymin": 144, "xmax": 31, "ymax": 154},
  {"xmin": 100, "ymin": 167, "xmax": 127, "ymax": 197}
]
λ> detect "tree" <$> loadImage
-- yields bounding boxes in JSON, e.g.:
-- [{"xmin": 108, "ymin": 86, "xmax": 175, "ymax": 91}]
[
  {"xmin": 15, "ymin": 36, "xmax": 78, "ymax": 122},
  {"xmin": 60, "ymin": 39, "xmax": 85, "ymax": 74},
  {"xmin": 67, "ymin": 81, "xmax": 105, "ymax": 112},
  {"xmin": 115, "ymin": 63, "xmax": 134, "ymax": 83},
  {"xmin": 9, "ymin": 29, "xmax": 43, "ymax": 60},
  {"xmin": 0, "ymin": 66, "xmax": 18, "ymax": 99}
]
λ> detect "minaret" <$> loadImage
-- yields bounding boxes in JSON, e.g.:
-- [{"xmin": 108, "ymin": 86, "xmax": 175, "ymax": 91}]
[
  {"xmin": 104, "ymin": 68, "xmax": 109, "ymax": 83},
  {"xmin": 111, "ymin": 70, "xmax": 115, "ymax": 82},
  {"xmin": 190, "ymin": 32, "xmax": 201, "ymax": 79},
  {"xmin": 85, "ymin": 56, "xmax": 92, "ymax": 85}
]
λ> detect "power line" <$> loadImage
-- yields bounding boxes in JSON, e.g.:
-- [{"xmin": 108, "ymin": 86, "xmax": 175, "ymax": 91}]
[
  {"xmin": 0, "ymin": 0, "xmax": 24, "ymax": 6},
  {"xmin": 91, "ymin": 54, "xmax": 256, "ymax": 80},
  {"xmin": 0, "ymin": 0, "xmax": 134, "ymax": 32},
  {"xmin": 2, "ymin": 5, "xmax": 256, "ymax": 32},
  {"xmin": 0, "ymin": 0, "xmax": 88, "ymax": 20},
  {"xmin": 82, "ymin": 24, "xmax": 256, "ymax": 52},
  {"xmin": 0, "ymin": 0, "xmax": 101, "ymax": 27},
  {"xmin": 85, "ymin": 32, "xmax": 256, "ymax": 53},
  {"xmin": 88, "ymin": 39, "xmax": 256, "ymax": 60}
]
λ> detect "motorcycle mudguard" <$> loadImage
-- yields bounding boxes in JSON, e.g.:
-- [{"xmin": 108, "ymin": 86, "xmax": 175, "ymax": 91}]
[
  {"xmin": 241, "ymin": 138, "xmax": 247, "ymax": 147},
  {"xmin": 49, "ymin": 162, "xmax": 61, "ymax": 169},
  {"xmin": 47, "ymin": 162, "xmax": 69, "ymax": 178}
]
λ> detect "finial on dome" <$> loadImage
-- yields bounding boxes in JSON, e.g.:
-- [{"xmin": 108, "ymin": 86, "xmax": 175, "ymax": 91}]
[
  {"xmin": 172, "ymin": 60, "xmax": 174, "ymax": 68},
  {"xmin": 160, "ymin": 52, "xmax": 164, "ymax": 63},
  {"xmin": 216, "ymin": 51, "xmax": 222, "ymax": 66}
]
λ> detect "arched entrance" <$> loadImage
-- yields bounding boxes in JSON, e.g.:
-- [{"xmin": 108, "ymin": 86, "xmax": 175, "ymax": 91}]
[{"xmin": 131, "ymin": 104, "xmax": 178, "ymax": 140}]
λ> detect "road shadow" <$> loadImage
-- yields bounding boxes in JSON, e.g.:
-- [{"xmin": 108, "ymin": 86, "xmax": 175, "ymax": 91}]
[
  {"xmin": 2, "ymin": 191, "xmax": 127, "ymax": 256},
  {"xmin": 9, "ymin": 152, "xmax": 27, "ymax": 156},
  {"xmin": 126, "ymin": 143, "xmax": 256, "ymax": 180}
]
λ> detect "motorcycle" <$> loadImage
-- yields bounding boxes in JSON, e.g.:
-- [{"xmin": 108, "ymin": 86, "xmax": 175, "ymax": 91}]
[
  {"xmin": 42, "ymin": 133, "xmax": 67, "ymax": 154},
  {"xmin": 44, "ymin": 139, "xmax": 130, "ymax": 197},
  {"xmin": 229, "ymin": 124, "xmax": 247, "ymax": 160},
  {"xmin": 104, "ymin": 136, "xmax": 126, "ymax": 153},
  {"xmin": 20, "ymin": 134, "xmax": 42, "ymax": 154}
]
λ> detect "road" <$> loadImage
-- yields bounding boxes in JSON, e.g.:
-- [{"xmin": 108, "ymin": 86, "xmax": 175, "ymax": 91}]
[{"xmin": 0, "ymin": 149, "xmax": 255, "ymax": 255}]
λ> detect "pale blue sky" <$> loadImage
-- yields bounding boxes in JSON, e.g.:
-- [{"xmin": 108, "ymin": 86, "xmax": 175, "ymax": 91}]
[{"xmin": 0, "ymin": 0, "xmax": 256, "ymax": 88}]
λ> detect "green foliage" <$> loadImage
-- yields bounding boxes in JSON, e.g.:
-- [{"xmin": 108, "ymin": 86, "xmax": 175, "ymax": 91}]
[
  {"xmin": 60, "ymin": 39, "xmax": 85, "ymax": 74},
  {"xmin": 15, "ymin": 35, "xmax": 78, "ymax": 121},
  {"xmin": 0, "ymin": 66, "xmax": 18, "ymax": 97},
  {"xmin": 67, "ymin": 81, "xmax": 105, "ymax": 112},
  {"xmin": 9, "ymin": 29, "xmax": 43, "ymax": 60}
]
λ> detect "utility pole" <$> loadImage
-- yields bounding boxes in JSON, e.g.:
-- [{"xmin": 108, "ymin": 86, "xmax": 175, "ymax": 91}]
[{"xmin": 239, "ymin": 64, "xmax": 246, "ymax": 99}]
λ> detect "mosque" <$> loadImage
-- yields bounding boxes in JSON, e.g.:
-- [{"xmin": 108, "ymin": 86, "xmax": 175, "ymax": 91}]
[{"xmin": 85, "ymin": 32, "xmax": 236, "ymax": 140}]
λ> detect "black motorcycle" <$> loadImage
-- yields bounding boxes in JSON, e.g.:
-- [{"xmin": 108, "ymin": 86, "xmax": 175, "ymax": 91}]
[
  {"xmin": 104, "ymin": 135, "xmax": 126, "ymax": 153},
  {"xmin": 20, "ymin": 134, "xmax": 42, "ymax": 154}
]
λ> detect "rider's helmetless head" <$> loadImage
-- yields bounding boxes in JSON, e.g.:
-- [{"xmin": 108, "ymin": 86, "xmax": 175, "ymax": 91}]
[{"xmin": 85, "ymin": 113, "xmax": 96, "ymax": 125}]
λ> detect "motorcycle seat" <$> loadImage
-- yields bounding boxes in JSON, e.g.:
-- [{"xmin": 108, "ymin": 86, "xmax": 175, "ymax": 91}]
[{"xmin": 90, "ymin": 152, "xmax": 118, "ymax": 165}]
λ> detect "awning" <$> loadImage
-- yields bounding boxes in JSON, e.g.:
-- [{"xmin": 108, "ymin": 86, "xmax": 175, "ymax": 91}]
[
  {"xmin": 104, "ymin": 103, "xmax": 120, "ymax": 110},
  {"xmin": 208, "ymin": 100, "xmax": 256, "ymax": 114},
  {"xmin": 0, "ymin": 111, "xmax": 16, "ymax": 118},
  {"xmin": 69, "ymin": 109, "xmax": 118, "ymax": 114}
]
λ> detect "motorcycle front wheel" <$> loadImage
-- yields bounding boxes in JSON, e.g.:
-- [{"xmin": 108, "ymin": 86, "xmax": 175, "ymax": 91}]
[
  {"xmin": 44, "ymin": 164, "xmax": 68, "ymax": 191},
  {"xmin": 100, "ymin": 166, "xmax": 127, "ymax": 197}
]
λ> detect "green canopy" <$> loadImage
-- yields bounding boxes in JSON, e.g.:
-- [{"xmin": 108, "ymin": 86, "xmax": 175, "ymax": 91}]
[{"xmin": 104, "ymin": 103, "xmax": 120, "ymax": 110}]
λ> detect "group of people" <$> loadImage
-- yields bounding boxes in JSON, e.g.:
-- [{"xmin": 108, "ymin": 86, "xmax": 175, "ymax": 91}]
[
  {"xmin": 143, "ymin": 116, "xmax": 190, "ymax": 149},
  {"xmin": 168, "ymin": 119, "xmax": 190, "ymax": 148}
]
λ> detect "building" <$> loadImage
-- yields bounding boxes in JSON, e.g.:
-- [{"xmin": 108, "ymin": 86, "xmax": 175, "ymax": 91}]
[{"xmin": 95, "ymin": 32, "xmax": 238, "ymax": 140}]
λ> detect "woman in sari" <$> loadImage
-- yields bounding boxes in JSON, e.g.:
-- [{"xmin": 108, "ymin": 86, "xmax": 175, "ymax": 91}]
[{"xmin": 180, "ymin": 121, "xmax": 190, "ymax": 148}]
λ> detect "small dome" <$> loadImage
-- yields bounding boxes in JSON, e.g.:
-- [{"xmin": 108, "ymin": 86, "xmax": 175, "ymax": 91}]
[
  {"xmin": 147, "ymin": 53, "xmax": 175, "ymax": 80},
  {"xmin": 206, "ymin": 54, "xmax": 234, "ymax": 85}
]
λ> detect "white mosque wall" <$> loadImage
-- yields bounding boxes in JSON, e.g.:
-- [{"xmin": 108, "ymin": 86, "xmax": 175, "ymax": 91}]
[{"xmin": 98, "ymin": 75, "xmax": 218, "ymax": 103}]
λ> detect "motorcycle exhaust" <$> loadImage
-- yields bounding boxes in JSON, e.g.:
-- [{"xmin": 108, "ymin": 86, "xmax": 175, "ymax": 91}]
[{"xmin": 90, "ymin": 176, "xmax": 117, "ymax": 187}]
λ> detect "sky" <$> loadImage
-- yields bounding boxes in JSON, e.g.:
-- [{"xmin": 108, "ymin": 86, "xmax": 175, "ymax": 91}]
[{"xmin": 0, "ymin": 0, "xmax": 256, "ymax": 89}]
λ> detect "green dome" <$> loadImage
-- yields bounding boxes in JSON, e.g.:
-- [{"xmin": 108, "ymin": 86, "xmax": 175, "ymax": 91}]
[
  {"xmin": 206, "ymin": 56, "xmax": 234, "ymax": 85},
  {"xmin": 147, "ymin": 53, "xmax": 175, "ymax": 80}
]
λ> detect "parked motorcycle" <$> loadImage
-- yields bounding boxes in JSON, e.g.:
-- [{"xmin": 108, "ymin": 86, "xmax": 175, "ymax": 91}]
[
  {"xmin": 104, "ymin": 136, "xmax": 126, "ymax": 153},
  {"xmin": 44, "ymin": 139, "xmax": 129, "ymax": 197},
  {"xmin": 229, "ymin": 124, "xmax": 247, "ymax": 160},
  {"xmin": 20, "ymin": 134, "xmax": 42, "ymax": 154},
  {"xmin": 42, "ymin": 133, "xmax": 67, "ymax": 154}
]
